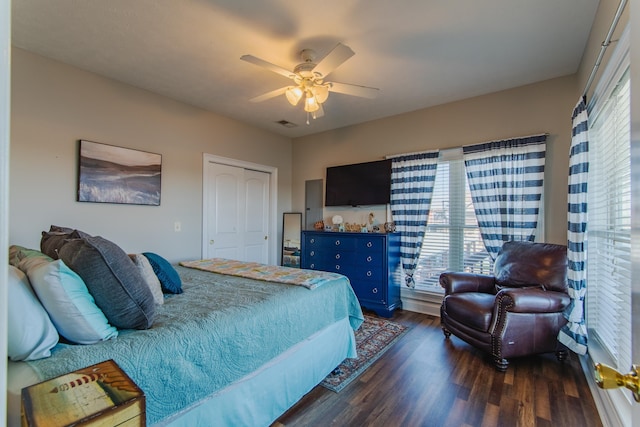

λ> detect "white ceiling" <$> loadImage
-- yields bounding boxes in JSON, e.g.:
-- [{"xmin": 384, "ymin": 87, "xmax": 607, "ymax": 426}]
[{"xmin": 11, "ymin": 0, "xmax": 600, "ymax": 138}]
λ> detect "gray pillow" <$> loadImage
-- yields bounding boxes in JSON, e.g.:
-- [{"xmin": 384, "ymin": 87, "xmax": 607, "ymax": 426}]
[
  {"xmin": 40, "ymin": 226, "xmax": 91, "ymax": 259},
  {"xmin": 58, "ymin": 235, "xmax": 155, "ymax": 330}
]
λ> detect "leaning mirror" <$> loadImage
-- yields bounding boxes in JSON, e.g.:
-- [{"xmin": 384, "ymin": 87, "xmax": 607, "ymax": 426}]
[{"xmin": 282, "ymin": 212, "xmax": 302, "ymax": 267}]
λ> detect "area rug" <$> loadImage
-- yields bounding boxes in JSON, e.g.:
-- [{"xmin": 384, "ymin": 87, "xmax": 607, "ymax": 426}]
[{"xmin": 320, "ymin": 315, "xmax": 409, "ymax": 392}]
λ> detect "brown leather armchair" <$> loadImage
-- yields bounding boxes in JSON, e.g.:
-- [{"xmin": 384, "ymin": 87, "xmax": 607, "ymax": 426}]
[{"xmin": 439, "ymin": 241, "xmax": 571, "ymax": 371}]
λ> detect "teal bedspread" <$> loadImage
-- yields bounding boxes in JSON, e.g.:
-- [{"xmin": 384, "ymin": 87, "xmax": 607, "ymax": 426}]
[{"xmin": 25, "ymin": 266, "xmax": 364, "ymax": 425}]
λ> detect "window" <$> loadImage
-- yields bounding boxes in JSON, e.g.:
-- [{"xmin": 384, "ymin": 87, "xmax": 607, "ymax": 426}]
[
  {"xmin": 413, "ymin": 149, "xmax": 491, "ymax": 291},
  {"xmin": 586, "ymin": 61, "xmax": 631, "ymax": 376}
]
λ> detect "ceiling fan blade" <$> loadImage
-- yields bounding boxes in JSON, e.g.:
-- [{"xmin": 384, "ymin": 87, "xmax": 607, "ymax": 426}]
[
  {"xmin": 240, "ymin": 55, "xmax": 296, "ymax": 79},
  {"xmin": 328, "ymin": 82, "xmax": 379, "ymax": 99},
  {"xmin": 249, "ymin": 86, "xmax": 288, "ymax": 103},
  {"xmin": 312, "ymin": 43, "xmax": 355, "ymax": 78}
]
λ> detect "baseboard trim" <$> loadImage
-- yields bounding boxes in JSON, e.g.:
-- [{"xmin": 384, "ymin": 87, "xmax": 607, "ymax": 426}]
[{"xmin": 400, "ymin": 289, "xmax": 442, "ymax": 317}]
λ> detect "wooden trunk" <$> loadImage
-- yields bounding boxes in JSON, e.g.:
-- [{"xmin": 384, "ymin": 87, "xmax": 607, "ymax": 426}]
[{"xmin": 21, "ymin": 359, "xmax": 145, "ymax": 427}]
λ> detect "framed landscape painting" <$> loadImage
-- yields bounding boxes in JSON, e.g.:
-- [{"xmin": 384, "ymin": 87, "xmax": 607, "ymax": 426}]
[{"xmin": 78, "ymin": 140, "xmax": 162, "ymax": 206}]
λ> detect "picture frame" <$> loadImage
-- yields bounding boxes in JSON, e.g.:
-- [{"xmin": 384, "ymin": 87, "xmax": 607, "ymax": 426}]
[{"xmin": 77, "ymin": 140, "xmax": 162, "ymax": 206}]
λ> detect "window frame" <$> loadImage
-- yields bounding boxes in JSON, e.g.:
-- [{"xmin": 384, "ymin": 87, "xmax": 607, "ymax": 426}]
[{"xmin": 585, "ymin": 25, "xmax": 631, "ymax": 383}]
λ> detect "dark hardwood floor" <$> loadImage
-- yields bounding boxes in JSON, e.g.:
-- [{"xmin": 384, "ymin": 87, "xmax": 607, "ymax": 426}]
[{"xmin": 274, "ymin": 309, "xmax": 602, "ymax": 427}]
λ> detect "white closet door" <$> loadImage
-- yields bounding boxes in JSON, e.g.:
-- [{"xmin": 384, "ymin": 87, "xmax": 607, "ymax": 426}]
[
  {"xmin": 242, "ymin": 169, "xmax": 270, "ymax": 263},
  {"xmin": 205, "ymin": 162, "xmax": 270, "ymax": 263}
]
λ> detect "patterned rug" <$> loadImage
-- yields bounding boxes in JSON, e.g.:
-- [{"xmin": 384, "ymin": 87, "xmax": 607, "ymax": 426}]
[{"xmin": 320, "ymin": 315, "xmax": 409, "ymax": 392}]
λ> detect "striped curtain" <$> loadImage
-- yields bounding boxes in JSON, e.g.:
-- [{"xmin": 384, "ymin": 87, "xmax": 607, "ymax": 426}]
[
  {"xmin": 463, "ymin": 134, "xmax": 547, "ymax": 260},
  {"xmin": 390, "ymin": 152, "xmax": 439, "ymax": 288},
  {"xmin": 558, "ymin": 98, "xmax": 589, "ymax": 355}
]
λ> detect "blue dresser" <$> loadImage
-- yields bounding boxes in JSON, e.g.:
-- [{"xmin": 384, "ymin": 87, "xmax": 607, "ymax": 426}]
[{"xmin": 301, "ymin": 231, "xmax": 402, "ymax": 317}]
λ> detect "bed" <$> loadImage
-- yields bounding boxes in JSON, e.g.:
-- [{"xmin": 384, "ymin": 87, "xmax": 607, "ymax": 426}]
[{"xmin": 7, "ymin": 239, "xmax": 364, "ymax": 427}]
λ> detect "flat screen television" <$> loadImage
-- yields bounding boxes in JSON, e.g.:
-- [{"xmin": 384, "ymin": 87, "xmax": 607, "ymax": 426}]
[{"xmin": 325, "ymin": 159, "xmax": 392, "ymax": 207}]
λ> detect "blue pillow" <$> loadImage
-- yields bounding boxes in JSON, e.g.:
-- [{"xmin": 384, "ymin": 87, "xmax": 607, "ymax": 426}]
[
  {"xmin": 7, "ymin": 266, "xmax": 59, "ymax": 361},
  {"xmin": 27, "ymin": 259, "xmax": 118, "ymax": 344},
  {"xmin": 143, "ymin": 252, "xmax": 183, "ymax": 294}
]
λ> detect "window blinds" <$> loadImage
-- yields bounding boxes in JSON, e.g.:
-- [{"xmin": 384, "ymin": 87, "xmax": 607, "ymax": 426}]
[
  {"xmin": 587, "ymin": 68, "xmax": 631, "ymax": 374},
  {"xmin": 415, "ymin": 150, "xmax": 491, "ymax": 290}
]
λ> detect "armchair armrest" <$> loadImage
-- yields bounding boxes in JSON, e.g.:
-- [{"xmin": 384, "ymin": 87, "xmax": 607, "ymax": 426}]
[
  {"xmin": 439, "ymin": 271, "xmax": 495, "ymax": 295},
  {"xmin": 495, "ymin": 287, "xmax": 570, "ymax": 313}
]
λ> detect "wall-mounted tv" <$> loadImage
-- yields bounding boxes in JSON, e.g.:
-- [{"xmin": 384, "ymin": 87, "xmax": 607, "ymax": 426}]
[{"xmin": 325, "ymin": 159, "xmax": 392, "ymax": 207}]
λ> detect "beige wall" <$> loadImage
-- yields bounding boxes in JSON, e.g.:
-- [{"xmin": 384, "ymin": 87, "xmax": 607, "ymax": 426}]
[
  {"xmin": 292, "ymin": 75, "xmax": 578, "ymax": 245},
  {"xmin": 10, "ymin": 48, "xmax": 293, "ymax": 262}
]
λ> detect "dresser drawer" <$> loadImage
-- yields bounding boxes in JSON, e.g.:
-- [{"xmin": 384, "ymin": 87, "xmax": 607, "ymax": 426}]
[
  {"xmin": 357, "ymin": 237, "xmax": 384, "ymax": 252},
  {"xmin": 351, "ymin": 280, "xmax": 385, "ymax": 303},
  {"xmin": 305, "ymin": 255, "xmax": 354, "ymax": 275},
  {"xmin": 306, "ymin": 247, "xmax": 355, "ymax": 267},
  {"xmin": 356, "ymin": 250, "xmax": 384, "ymax": 266},
  {"xmin": 353, "ymin": 265, "xmax": 383, "ymax": 282},
  {"xmin": 327, "ymin": 262, "xmax": 355, "ymax": 276},
  {"xmin": 305, "ymin": 247, "xmax": 324, "ymax": 264},
  {"xmin": 304, "ymin": 235, "xmax": 326, "ymax": 249},
  {"xmin": 326, "ymin": 250, "xmax": 355, "ymax": 264},
  {"xmin": 326, "ymin": 236, "xmax": 356, "ymax": 250},
  {"xmin": 305, "ymin": 234, "xmax": 356, "ymax": 249}
]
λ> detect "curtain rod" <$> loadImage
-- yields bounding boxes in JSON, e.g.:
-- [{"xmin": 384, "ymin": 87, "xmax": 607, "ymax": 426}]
[
  {"xmin": 385, "ymin": 149, "xmax": 438, "ymax": 159},
  {"xmin": 582, "ymin": 0, "xmax": 628, "ymax": 100},
  {"xmin": 385, "ymin": 133, "xmax": 549, "ymax": 160}
]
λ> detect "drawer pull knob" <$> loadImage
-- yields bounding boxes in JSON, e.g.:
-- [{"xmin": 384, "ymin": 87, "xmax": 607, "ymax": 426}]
[
  {"xmin": 335, "ymin": 254, "xmax": 341, "ymax": 260},
  {"xmin": 335, "ymin": 265, "xmax": 340, "ymax": 270},
  {"xmin": 367, "ymin": 256, "xmax": 372, "ymax": 262},
  {"xmin": 367, "ymin": 242, "xmax": 373, "ymax": 248},
  {"xmin": 310, "ymin": 251, "xmax": 315, "ymax": 256},
  {"xmin": 310, "ymin": 238, "xmax": 315, "ymax": 243},
  {"xmin": 367, "ymin": 271, "xmax": 372, "ymax": 277},
  {"xmin": 310, "ymin": 263, "xmax": 315, "ymax": 268},
  {"xmin": 335, "ymin": 240, "xmax": 341, "ymax": 246},
  {"xmin": 372, "ymin": 288, "xmax": 378, "ymax": 294}
]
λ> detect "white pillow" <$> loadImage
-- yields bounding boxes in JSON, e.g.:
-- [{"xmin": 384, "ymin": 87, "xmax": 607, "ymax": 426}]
[
  {"xmin": 129, "ymin": 253, "xmax": 164, "ymax": 305},
  {"xmin": 7, "ymin": 266, "xmax": 59, "ymax": 361},
  {"xmin": 27, "ymin": 260, "xmax": 118, "ymax": 344}
]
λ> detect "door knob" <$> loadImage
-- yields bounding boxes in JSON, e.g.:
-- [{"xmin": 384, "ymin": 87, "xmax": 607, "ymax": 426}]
[{"xmin": 594, "ymin": 363, "xmax": 640, "ymax": 402}]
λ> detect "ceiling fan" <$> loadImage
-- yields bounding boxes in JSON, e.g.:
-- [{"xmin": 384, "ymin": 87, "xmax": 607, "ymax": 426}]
[{"xmin": 241, "ymin": 43, "xmax": 379, "ymax": 123}]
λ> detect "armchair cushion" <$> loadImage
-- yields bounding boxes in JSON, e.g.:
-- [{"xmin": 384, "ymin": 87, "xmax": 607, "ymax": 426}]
[
  {"xmin": 493, "ymin": 241, "xmax": 568, "ymax": 292},
  {"xmin": 443, "ymin": 293, "xmax": 495, "ymax": 332}
]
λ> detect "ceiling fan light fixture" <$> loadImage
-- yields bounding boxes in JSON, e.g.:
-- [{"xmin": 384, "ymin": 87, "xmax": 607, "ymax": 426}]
[
  {"xmin": 285, "ymin": 86, "xmax": 303, "ymax": 106},
  {"xmin": 313, "ymin": 84, "xmax": 329, "ymax": 103},
  {"xmin": 304, "ymin": 93, "xmax": 320, "ymax": 113}
]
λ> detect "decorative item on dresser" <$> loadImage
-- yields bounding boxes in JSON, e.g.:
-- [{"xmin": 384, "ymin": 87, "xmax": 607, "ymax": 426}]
[{"xmin": 301, "ymin": 231, "xmax": 402, "ymax": 317}]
